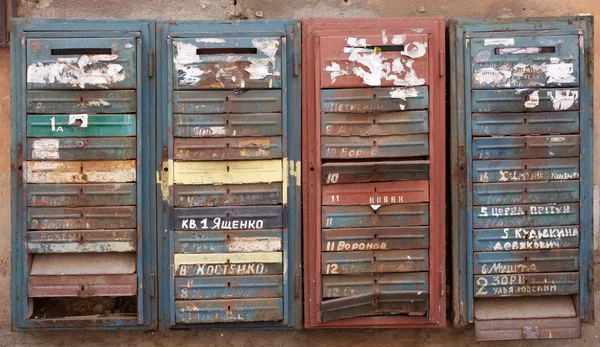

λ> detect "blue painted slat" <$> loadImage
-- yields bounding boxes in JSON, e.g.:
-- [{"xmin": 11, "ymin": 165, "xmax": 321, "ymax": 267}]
[
  {"xmin": 473, "ymin": 225, "xmax": 580, "ymax": 252},
  {"xmin": 472, "ymin": 203, "xmax": 579, "ymax": 229},
  {"xmin": 473, "ymin": 249, "xmax": 579, "ymax": 275},
  {"xmin": 175, "ymin": 298, "xmax": 283, "ymax": 323},
  {"xmin": 472, "ymin": 135, "xmax": 579, "ymax": 160},
  {"xmin": 472, "ymin": 88, "xmax": 580, "ymax": 113}
]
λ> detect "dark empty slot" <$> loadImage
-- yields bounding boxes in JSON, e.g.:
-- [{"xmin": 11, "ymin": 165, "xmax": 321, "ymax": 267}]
[
  {"xmin": 196, "ymin": 48, "xmax": 257, "ymax": 55},
  {"xmin": 31, "ymin": 297, "xmax": 137, "ymax": 319},
  {"xmin": 366, "ymin": 45, "xmax": 405, "ymax": 51},
  {"xmin": 495, "ymin": 47, "xmax": 556, "ymax": 54},
  {"xmin": 51, "ymin": 48, "xmax": 113, "ymax": 55}
]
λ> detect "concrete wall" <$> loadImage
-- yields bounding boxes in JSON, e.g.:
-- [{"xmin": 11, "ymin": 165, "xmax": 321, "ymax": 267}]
[{"xmin": 0, "ymin": 0, "xmax": 599, "ymax": 345}]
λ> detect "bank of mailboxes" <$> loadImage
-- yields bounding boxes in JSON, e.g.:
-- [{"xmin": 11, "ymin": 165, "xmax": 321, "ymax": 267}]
[
  {"xmin": 449, "ymin": 17, "xmax": 594, "ymax": 341},
  {"xmin": 10, "ymin": 17, "xmax": 594, "ymax": 338},
  {"xmin": 302, "ymin": 18, "xmax": 446, "ymax": 328},
  {"xmin": 155, "ymin": 20, "xmax": 302, "ymax": 329},
  {"xmin": 11, "ymin": 20, "xmax": 157, "ymax": 329}
]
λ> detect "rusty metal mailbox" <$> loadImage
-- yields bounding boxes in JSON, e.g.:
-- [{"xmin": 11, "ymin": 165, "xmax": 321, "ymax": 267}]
[
  {"xmin": 10, "ymin": 19, "xmax": 157, "ymax": 329},
  {"xmin": 302, "ymin": 18, "xmax": 446, "ymax": 328},
  {"xmin": 449, "ymin": 17, "xmax": 594, "ymax": 341},
  {"xmin": 156, "ymin": 20, "xmax": 301, "ymax": 329}
]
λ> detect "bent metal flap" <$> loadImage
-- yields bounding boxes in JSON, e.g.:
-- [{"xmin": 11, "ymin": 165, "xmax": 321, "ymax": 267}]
[
  {"xmin": 11, "ymin": 19, "xmax": 157, "ymax": 330},
  {"xmin": 156, "ymin": 20, "xmax": 302, "ymax": 329},
  {"xmin": 302, "ymin": 18, "xmax": 446, "ymax": 328}
]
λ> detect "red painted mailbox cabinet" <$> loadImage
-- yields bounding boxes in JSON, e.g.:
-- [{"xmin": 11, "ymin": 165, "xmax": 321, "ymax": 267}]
[{"xmin": 302, "ymin": 18, "xmax": 446, "ymax": 328}]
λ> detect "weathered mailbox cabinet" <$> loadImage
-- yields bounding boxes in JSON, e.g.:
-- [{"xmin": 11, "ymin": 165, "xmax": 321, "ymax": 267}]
[
  {"xmin": 11, "ymin": 19, "xmax": 157, "ymax": 329},
  {"xmin": 449, "ymin": 17, "xmax": 594, "ymax": 341},
  {"xmin": 156, "ymin": 20, "xmax": 302, "ymax": 329},
  {"xmin": 302, "ymin": 18, "xmax": 446, "ymax": 328}
]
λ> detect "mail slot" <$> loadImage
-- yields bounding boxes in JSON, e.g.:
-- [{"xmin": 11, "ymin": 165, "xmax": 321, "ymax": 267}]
[
  {"xmin": 303, "ymin": 18, "xmax": 446, "ymax": 328},
  {"xmin": 11, "ymin": 19, "xmax": 156, "ymax": 329},
  {"xmin": 449, "ymin": 17, "xmax": 593, "ymax": 341},
  {"xmin": 157, "ymin": 20, "xmax": 301, "ymax": 329}
]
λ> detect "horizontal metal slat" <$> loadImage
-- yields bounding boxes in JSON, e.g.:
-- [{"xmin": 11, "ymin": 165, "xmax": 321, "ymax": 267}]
[
  {"xmin": 321, "ymin": 134, "xmax": 429, "ymax": 159},
  {"xmin": 473, "ymin": 180, "xmax": 579, "ymax": 206},
  {"xmin": 175, "ymin": 275, "xmax": 283, "ymax": 300},
  {"xmin": 322, "ymin": 180, "xmax": 429, "ymax": 206},
  {"xmin": 27, "ymin": 90, "xmax": 137, "ymax": 114},
  {"xmin": 30, "ymin": 253, "xmax": 137, "ymax": 275},
  {"xmin": 473, "ymin": 225, "xmax": 580, "ymax": 252},
  {"xmin": 472, "ymin": 111, "xmax": 579, "ymax": 136},
  {"xmin": 175, "ymin": 229, "xmax": 282, "ymax": 253},
  {"xmin": 322, "ymin": 226, "xmax": 429, "ymax": 251},
  {"xmin": 322, "ymin": 203, "xmax": 429, "ymax": 228},
  {"xmin": 173, "ymin": 90, "xmax": 282, "ymax": 114},
  {"xmin": 27, "ymin": 206, "xmax": 137, "ymax": 230},
  {"xmin": 26, "ymin": 160, "xmax": 137, "ymax": 184},
  {"xmin": 174, "ymin": 113, "xmax": 282, "ymax": 137},
  {"xmin": 474, "ymin": 249, "xmax": 580, "ymax": 275},
  {"xmin": 322, "ymin": 249, "xmax": 429, "ymax": 274},
  {"xmin": 321, "ymin": 161, "xmax": 429, "ymax": 184},
  {"xmin": 175, "ymin": 298, "xmax": 283, "ymax": 323},
  {"xmin": 174, "ymin": 205, "xmax": 282, "ymax": 231},
  {"xmin": 472, "ymin": 203, "xmax": 579, "ymax": 229},
  {"xmin": 322, "ymin": 272, "xmax": 429, "ymax": 298},
  {"xmin": 321, "ymin": 111, "xmax": 428, "ymax": 137},
  {"xmin": 174, "ymin": 183, "xmax": 282, "ymax": 207},
  {"xmin": 27, "ymin": 137, "xmax": 136, "ymax": 161},
  {"xmin": 473, "ymin": 135, "xmax": 579, "ymax": 160},
  {"xmin": 27, "ymin": 114, "xmax": 136, "ymax": 137},
  {"xmin": 173, "ymin": 160, "xmax": 282, "ymax": 185},
  {"xmin": 28, "ymin": 274, "xmax": 137, "ymax": 297},
  {"xmin": 27, "ymin": 183, "xmax": 136, "ymax": 207},
  {"xmin": 474, "ymin": 272, "xmax": 579, "ymax": 297},
  {"xmin": 321, "ymin": 86, "xmax": 429, "ymax": 113},
  {"xmin": 472, "ymin": 158, "xmax": 579, "ymax": 183},
  {"xmin": 27, "ymin": 229, "xmax": 136, "ymax": 253},
  {"xmin": 174, "ymin": 137, "xmax": 283, "ymax": 160},
  {"xmin": 174, "ymin": 252, "xmax": 282, "ymax": 277},
  {"xmin": 321, "ymin": 292, "xmax": 428, "ymax": 322},
  {"xmin": 472, "ymin": 88, "xmax": 580, "ymax": 113}
]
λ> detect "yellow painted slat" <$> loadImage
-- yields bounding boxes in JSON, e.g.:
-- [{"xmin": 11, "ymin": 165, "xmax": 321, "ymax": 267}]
[
  {"xmin": 174, "ymin": 252, "xmax": 282, "ymax": 267},
  {"xmin": 173, "ymin": 160, "xmax": 283, "ymax": 185}
]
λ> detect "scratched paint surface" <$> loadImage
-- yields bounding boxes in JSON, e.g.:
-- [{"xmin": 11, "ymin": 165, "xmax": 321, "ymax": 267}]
[
  {"xmin": 322, "ymin": 226, "xmax": 429, "ymax": 251},
  {"xmin": 322, "ymin": 273, "xmax": 429, "ymax": 298},
  {"xmin": 322, "ymin": 181, "xmax": 429, "ymax": 206},
  {"xmin": 322, "ymin": 134, "xmax": 429, "ymax": 159},
  {"xmin": 174, "ymin": 275, "xmax": 283, "ymax": 300},
  {"xmin": 472, "ymin": 225, "xmax": 580, "ymax": 252},
  {"xmin": 173, "ymin": 183, "xmax": 282, "ymax": 207},
  {"xmin": 174, "ymin": 113, "xmax": 282, "ymax": 137},
  {"xmin": 27, "ymin": 137, "xmax": 136, "ymax": 160},
  {"xmin": 27, "ymin": 229, "xmax": 136, "ymax": 253},
  {"xmin": 28, "ymin": 274, "xmax": 138, "ymax": 297},
  {"xmin": 26, "ymin": 160, "xmax": 137, "ymax": 183},
  {"xmin": 174, "ymin": 137, "xmax": 283, "ymax": 160},
  {"xmin": 27, "ymin": 38, "xmax": 137, "ymax": 90},
  {"xmin": 473, "ymin": 181, "xmax": 579, "ymax": 205},
  {"xmin": 174, "ymin": 89, "xmax": 282, "ymax": 114},
  {"xmin": 322, "ymin": 111, "xmax": 428, "ymax": 136},
  {"xmin": 27, "ymin": 90, "xmax": 137, "ymax": 114},
  {"xmin": 473, "ymin": 135, "xmax": 580, "ymax": 160},
  {"xmin": 472, "ymin": 111, "xmax": 579, "ymax": 136},
  {"xmin": 322, "ymin": 249, "xmax": 429, "ymax": 274},
  {"xmin": 27, "ymin": 183, "xmax": 137, "ymax": 207},
  {"xmin": 473, "ymin": 249, "xmax": 579, "ymax": 274},
  {"xmin": 321, "ymin": 161, "xmax": 429, "ymax": 184},
  {"xmin": 173, "ymin": 160, "xmax": 282, "ymax": 185},
  {"xmin": 175, "ymin": 229, "xmax": 282, "ymax": 253},
  {"xmin": 322, "ymin": 203, "xmax": 429, "ymax": 228},
  {"xmin": 472, "ymin": 88, "xmax": 580, "ymax": 113},
  {"xmin": 175, "ymin": 298, "xmax": 283, "ymax": 323},
  {"xmin": 471, "ymin": 35, "xmax": 579, "ymax": 89},
  {"xmin": 27, "ymin": 206, "xmax": 137, "ymax": 230},
  {"xmin": 473, "ymin": 272, "xmax": 579, "ymax": 297},
  {"xmin": 321, "ymin": 87, "xmax": 429, "ymax": 113},
  {"xmin": 173, "ymin": 37, "xmax": 282, "ymax": 89}
]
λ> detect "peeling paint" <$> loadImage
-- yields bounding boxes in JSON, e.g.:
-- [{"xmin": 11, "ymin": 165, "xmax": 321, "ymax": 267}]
[
  {"xmin": 524, "ymin": 91, "xmax": 540, "ymax": 108},
  {"xmin": 474, "ymin": 50, "xmax": 492, "ymax": 63},
  {"xmin": 381, "ymin": 30, "xmax": 388, "ymax": 44},
  {"xmin": 228, "ymin": 237, "xmax": 282, "ymax": 252},
  {"xmin": 196, "ymin": 38, "xmax": 226, "ymax": 43},
  {"xmin": 27, "ymin": 55, "xmax": 126, "ymax": 89},
  {"xmin": 31, "ymin": 139, "xmax": 60, "ymax": 160},
  {"xmin": 87, "ymin": 99, "xmax": 110, "ymax": 107},
  {"xmin": 545, "ymin": 62, "xmax": 575, "ymax": 84},
  {"xmin": 325, "ymin": 61, "xmax": 350, "ymax": 83},
  {"xmin": 412, "ymin": 28, "xmax": 424, "ymax": 34},
  {"xmin": 68, "ymin": 114, "xmax": 88, "ymax": 128},
  {"xmin": 484, "ymin": 38, "xmax": 515, "ymax": 46},
  {"xmin": 401, "ymin": 42, "xmax": 427, "ymax": 59},
  {"xmin": 389, "ymin": 87, "xmax": 419, "ymax": 100},
  {"xmin": 474, "ymin": 65, "xmax": 512, "ymax": 86},
  {"xmin": 245, "ymin": 58, "xmax": 272, "ymax": 80},
  {"xmin": 391, "ymin": 35, "xmax": 406, "ymax": 45},
  {"xmin": 548, "ymin": 90, "xmax": 579, "ymax": 110},
  {"xmin": 346, "ymin": 37, "xmax": 367, "ymax": 47}
]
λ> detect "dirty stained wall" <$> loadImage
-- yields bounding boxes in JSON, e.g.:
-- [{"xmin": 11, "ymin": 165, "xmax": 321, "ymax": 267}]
[{"xmin": 0, "ymin": 0, "xmax": 599, "ymax": 345}]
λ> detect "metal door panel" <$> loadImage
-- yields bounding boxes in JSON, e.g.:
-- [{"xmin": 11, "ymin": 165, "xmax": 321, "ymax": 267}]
[
  {"xmin": 322, "ymin": 204, "xmax": 429, "ymax": 228},
  {"xmin": 474, "ymin": 272, "xmax": 579, "ymax": 297},
  {"xmin": 26, "ymin": 90, "xmax": 137, "ymax": 114},
  {"xmin": 175, "ymin": 298, "xmax": 283, "ymax": 323},
  {"xmin": 322, "ymin": 273, "xmax": 429, "ymax": 298},
  {"xmin": 174, "ymin": 275, "xmax": 283, "ymax": 299},
  {"xmin": 27, "ymin": 114, "xmax": 136, "ymax": 137},
  {"xmin": 173, "ymin": 160, "xmax": 282, "ymax": 185},
  {"xmin": 473, "ymin": 135, "xmax": 579, "ymax": 160},
  {"xmin": 26, "ymin": 160, "xmax": 137, "ymax": 184},
  {"xmin": 175, "ymin": 229, "xmax": 282, "ymax": 253},
  {"xmin": 174, "ymin": 113, "xmax": 282, "ymax": 137},
  {"xmin": 472, "ymin": 112, "xmax": 579, "ymax": 136},
  {"xmin": 27, "ymin": 206, "xmax": 137, "ymax": 230},
  {"xmin": 321, "ymin": 87, "xmax": 429, "ymax": 113},
  {"xmin": 174, "ymin": 252, "xmax": 283, "ymax": 277},
  {"xmin": 322, "ymin": 226, "xmax": 429, "ymax": 251},
  {"xmin": 27, "ymin": 183, "xmax": 136, "ymax": 207},
  {"xmin": 321, "ymin": 161, "xmax": 429, "ymax": 184},
  {"xmin": 27, "ymin": 229, "xmax": 136, "ymax": 253},
  {"xmin": 321, "ymin": 134, "xmax": 429, "ymax": 159},
  {"xmin": 473, "ymin": 181, "xmax": 579, "ymax": 205},
  {"xmin": 473, "ymin": 203, "xmax": 579, "ymax": 228},
  {"xmin": 471, "ymin": 35, "xmax": 579, "ymax": 89},
  {"xmin": 173, "ymin": 37, "xmax": 282, "ymax": 89},
  {"xmin": 473, "ymin": 226, "xmax": 580, "ymax": 252},
  {"xmin": 321, "ymin": 292, "xmax": 428, "ymax": 322},
  {"xmin": 173, "ymin": 137, "xmax": 283, "ymax": 160},
  {"xmin": 321, "ymin": 111, "xmax": 428, "ymax": 137},
  {"xmin": 472, "ymin": 158, "xmax": 579, "ymax": 183},
  {"xmin": 173, "ymin": 90, "xmax": 282, "ymax": 114},
  {"xmin": 322, "ymin": 249, "xmax": 429, "ymax": 274},
  {"xmin": 174, "ymin": 206, "xmax": 282, "ymax": 231},
  {"xmin": 319, "ymin": 31, "xmax": 429, "ymax": 88},
  {"xmin": 472, "ymin": 88, "xmax": 580, "ymax": 113},
  {"xmin": 28, "ymin": 274, "xmax": 137, "ymax": 297},
  {"xmin": 474, "ymin": 249, "xmax": 579, "ymax": 274},
  {"xmin": 27, "ymin": 137, "xmax": 136, "ymax": 160},
  {"xmin": 322, "ymin": 181, "xmax": 429, "ymax": 206},
  {"xmin": 173, "ymin": 183, "xmax": 282, "ymax": 207},
  {"xmin": 26, "ymin": 37, "xmax": 137, "ymax": 90}
]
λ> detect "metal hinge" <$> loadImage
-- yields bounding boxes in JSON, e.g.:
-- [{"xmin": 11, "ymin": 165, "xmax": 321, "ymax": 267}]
[
  {"xmin": 293, "ymin": 51, "xmax": 300, "ymax": 76},
  {"xmin": 439, "ymin": 50, "xmax": 445, "ymax": 77},
  {"xmin": 295, "ymin": 273, "xmax": 301, "ymax": 298},
  {"xmin": 149, "ymin": 50, "xmax": 155, "ymax": 77},
  {"xmin": 150, "ymin": 273, "xmax": 156, "ymax": 298}
]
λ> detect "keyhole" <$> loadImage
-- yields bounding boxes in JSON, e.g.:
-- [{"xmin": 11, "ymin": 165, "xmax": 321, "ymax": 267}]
[
  {"xmin": 227, "ymin": 282, "xmax": 231, "ymax": 288},
  {"xmin": 524, "ymin": 165, "xmax": 528, "ymax": 170},
  {"xmin": 226, "ymin": 189, "xmax": 230, "ymax": 194},
  {"xmin": 79, "ymin": 96, "xmax": 84, "ymax": 102},
  {"xmin": 225, "ymin": 96, "xmax": 230, "ymax": 102},
  {"xmin": 372, "ymin": 94, "xmax": 377, "ymax": 99},
  {"xmin": 226, "ymin": 212, "xmax": 230, "ymax": 218},
  {"xmin": 227, "ymin": 166, "xmax": 230, "ymax": 172},
  {"xmin": 524, "ymin": 118, "xmax": 528, "ymax": 124}
]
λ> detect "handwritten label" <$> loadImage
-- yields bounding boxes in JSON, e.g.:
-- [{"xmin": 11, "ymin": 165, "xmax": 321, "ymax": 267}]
[
  {"xmin": 180, "ymin": 218, "xmax": 265, "ymax": 230},
  {"xmin": 177, "ymin": 263, "xmax": 270, "ymax": 276},
  {"xmin": 484, "ymin": 38, "xmax": 515, "ymax": 46},
  {"xmin": 322, "ymin": 102, "xmax": 386, "ymax": 113},
  {"xmin": 480, "ymin": 263, "xmax": 538, "ymax": 275},
  {"xmin": 325, "ymin": 241, "xmax": 387, "ymax": 252}
]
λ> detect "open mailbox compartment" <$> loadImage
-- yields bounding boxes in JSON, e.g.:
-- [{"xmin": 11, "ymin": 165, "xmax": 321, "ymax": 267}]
[
  {"xmin": 10, "ymin": 19, "xmax": 157, "ymax": 330},
  {"xmin": 302, "ymin": 18, "xmax": 446, "ymax": 328},
  {"xmin": 449, "ymin": 17, "xmax": 594, "ymax": 341},
  {"xmin": 155, "ymin": 20, "xmax": 302, "ymax": 329}
]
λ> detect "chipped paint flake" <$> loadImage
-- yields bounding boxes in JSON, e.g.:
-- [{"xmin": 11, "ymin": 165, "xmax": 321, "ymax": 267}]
[
  {"xmin": 196, "ymin": 38, "xmax": 225, "ymax": 43},
  {"xmin": 347, "ymin": 37, "xmax": 367, "ymax": 47},
  {"xmin": 245, "ymin": 58, "xmax": 272, "ymax": 80},
  {"xmin": 68, "ymin": 114, "xmax": 88, "ymax": 128},
  {"xmin": 381, "ymin": 30, "xmax": 388, "ymax": 44},
  {"xmin": 349, "ymin": 50, "xmax": 385, "ymax": 86},
  {"xmin": 389, "ymin": 87, "xmax": 419, "ymax": 100},
  {"xmin": 475, "ymin": 50, "xmax": 492, "ymax": 63},
  {"xmin": 325, "ymin": 61, "xmax": 350, "ymax": 83},
  {"xmin": 412, "ymin": 28, "xmax": 424, "ymax": 33},
  {"xmin": 87, "ymin": 99, "xmax": 110, "ymax": 107},
  {"xmin": 401, "ymin": 42, "xmax": 427, "ymax": 59},
  {"xmin": 548, "ymin": 90, "xmax": 579, "ymax": 110},
  {"xmin": 474, "ymin": 66, "xmax": 512, "ymax": 86},
  {"xmin": 545, "ymin": 62, "xmax": 575, "ymax": 84},
  {"xmin": 391, "ymin": 35, "xmax": 406, "ymax": 45},
  {"xmin": 228, "ymin": 237, "xmax": 282, "ymax": 252},
  {"xmin": 484, "ymin": 38, "xmax": 515, "ymax": 46},
  {"xmin": 31, "ymin": 139, "xmax": 59, "ymax": 160},
  {"xmin": 125, "ymin": 43, "xmax": 134, "ymax": 49},
  {"xmin": 524, "ymin": 91, "xmax": 540, "ymax": 109}
]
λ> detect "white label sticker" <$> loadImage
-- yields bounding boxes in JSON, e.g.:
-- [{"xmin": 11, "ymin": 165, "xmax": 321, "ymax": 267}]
[
  {"xmin": 31, "ymin": 139, "xmax": 60, "ymax": 159},
  {"xmin": 68, "ymin": 114, "xmax": 88, "ymax": 128},
  {"xmin": 484, "ymin": 38, "xmax": 515, "ymax": 46}
]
